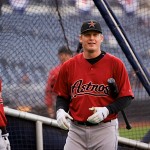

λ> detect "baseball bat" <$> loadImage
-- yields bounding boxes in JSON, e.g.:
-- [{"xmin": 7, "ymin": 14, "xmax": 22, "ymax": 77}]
[{"xmin": 107, "ymin": 78, "xmax": 132, "ymax": 130}]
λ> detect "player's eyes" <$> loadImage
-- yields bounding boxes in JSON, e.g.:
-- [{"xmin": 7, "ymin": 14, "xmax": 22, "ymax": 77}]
[{"xmin": 84, "ymin": 33, "xmax": 99, "ymax": 37}]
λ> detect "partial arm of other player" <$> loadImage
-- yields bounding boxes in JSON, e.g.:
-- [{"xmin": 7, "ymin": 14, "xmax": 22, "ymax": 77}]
[
  {"xmin": 0, "ymin": 103, "xmax": 11, "ymax": 150},
  {"xmin": 0, "ymin": 127, "xmax": 11, "ymax": 150}
]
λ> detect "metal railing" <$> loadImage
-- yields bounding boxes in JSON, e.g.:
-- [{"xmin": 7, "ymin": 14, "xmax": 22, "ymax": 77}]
[{"xmin": 4, "ymin": 107, "xmax": 150, "ymax": 150}]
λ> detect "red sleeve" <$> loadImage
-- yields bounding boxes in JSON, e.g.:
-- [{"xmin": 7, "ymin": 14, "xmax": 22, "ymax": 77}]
[
  {"xmin": 0, "ymin": 100, "xmax": 7, "ymax": 127},
  {"xmin": 53, "ymin": 63, "xmax": 70, "ymax": 99},
  {"xmin": 0, "ymin": 80, "xmax": 7, "ymax": 127},
  {"xmin": 113, "ymin": 57, "xmax": 134, "ymax": 98},
  {"xmin": 45, "ymin": 66, "xmax": 60, "ymax": 107}
]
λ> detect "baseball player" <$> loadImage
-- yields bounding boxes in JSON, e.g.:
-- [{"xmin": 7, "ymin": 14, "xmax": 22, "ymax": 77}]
[
  {"xmin": 0, "ymin": 80, "xmax": 11, "ymax": 150},
  {"xmin": 54, "ymin": 20, "xmax": 134, "ymax": 150},
  {"xmin": 45, "ymin": 46, "xmax": 73, "ymax": 118}
]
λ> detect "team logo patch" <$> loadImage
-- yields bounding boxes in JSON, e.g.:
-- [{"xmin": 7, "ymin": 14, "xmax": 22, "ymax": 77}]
[
  {"xmin": 88, "ymin": 21, "xmax": 96, "ymax": 28},
  {"xmin": 71, "ymin": 79, "xmax": 109, "ymax": 98}
]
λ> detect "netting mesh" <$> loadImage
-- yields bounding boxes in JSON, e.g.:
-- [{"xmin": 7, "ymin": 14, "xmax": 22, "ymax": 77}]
[{"xmin": 0, "ymin": 0, "xmax": 150, "ymax": 148}]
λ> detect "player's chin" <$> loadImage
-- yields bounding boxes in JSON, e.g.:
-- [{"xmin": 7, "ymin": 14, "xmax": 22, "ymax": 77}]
[
  {"xmin": 87, "ymin": 45, "xmax": 96, "ymax": 51},
  {"xmin": 87, "ymin": 48, "xmax": 96, "ymax": 53}
]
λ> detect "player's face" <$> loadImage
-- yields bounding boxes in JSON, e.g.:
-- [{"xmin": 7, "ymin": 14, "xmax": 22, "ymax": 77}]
[{"xmin": 79, "ymin": 31, "xmax": 103, "ymax": 54}]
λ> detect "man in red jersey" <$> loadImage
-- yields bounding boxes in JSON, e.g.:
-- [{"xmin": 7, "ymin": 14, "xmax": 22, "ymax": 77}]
[
  {"xmin": 54, "ymin": 20, "xmax": 134, "ymax": 150},
  {"xmin": 45, "ymin": 46, "xmax": 73, "ymax": 118},
  {"xmin": 0, "ymin": 80, "xmax": 11, "ymax": 150}
]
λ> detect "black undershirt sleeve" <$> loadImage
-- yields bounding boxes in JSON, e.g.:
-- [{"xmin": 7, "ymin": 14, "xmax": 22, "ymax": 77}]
[
  {"xmin": 106, "ymin": 96, "xmax": 132, "ymax": 114},
  {"xmin": 56, "ymin": 96, "xmax": 70, "ymax": 112}
]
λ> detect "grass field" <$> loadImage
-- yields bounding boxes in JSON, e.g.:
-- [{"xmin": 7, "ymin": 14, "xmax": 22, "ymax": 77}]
[{"xmin": 119, "ymin": 126, "xmax": 150, "ymax": 140}]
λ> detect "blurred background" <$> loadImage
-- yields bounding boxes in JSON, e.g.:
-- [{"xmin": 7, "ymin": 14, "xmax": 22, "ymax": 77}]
[{"xmin": 0, "ymin": 0, "xmax": 149, "ymax": 149}]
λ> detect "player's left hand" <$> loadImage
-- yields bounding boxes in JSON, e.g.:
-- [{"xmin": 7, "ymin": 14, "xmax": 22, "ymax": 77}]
[
  {"xmin": 2, "ymin": 133, "xmax": 11, "ymax": 150},
  {"xmin": 87, "ymin": 107, "xmax": 109, "ymax": 124}
]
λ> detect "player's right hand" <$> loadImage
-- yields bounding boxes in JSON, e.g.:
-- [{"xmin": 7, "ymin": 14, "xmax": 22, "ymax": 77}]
[{"xmin": 56, "ymin": 109, "xmax": 73, "ymax": 130}]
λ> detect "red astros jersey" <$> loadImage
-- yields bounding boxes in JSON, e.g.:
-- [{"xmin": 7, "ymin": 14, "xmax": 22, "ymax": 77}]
[
  {"xmin": 54, "ymin": 53, "xmax": 134, "ymax": 122},
  {"xmin": 0, "ymin": 80, "xmax": 7, "ymax": 127}
]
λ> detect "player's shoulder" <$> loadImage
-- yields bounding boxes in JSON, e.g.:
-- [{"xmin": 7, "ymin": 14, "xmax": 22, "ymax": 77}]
[
  {"xmin": 50, "ymin": 64, "xmax": 61, "ymax": 72},
  {"xmin": 63, "ymin": 53, "xmax": 82, "ymax": 65},
  {"xmin": 105, "ymin": 52, "xmax": 123, "ymax": 63}
]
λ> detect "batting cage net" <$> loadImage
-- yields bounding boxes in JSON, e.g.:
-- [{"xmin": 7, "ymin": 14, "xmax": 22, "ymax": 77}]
[{"xmin": 0, "ymin": 0, "xmax": 150, "ymax": 149}]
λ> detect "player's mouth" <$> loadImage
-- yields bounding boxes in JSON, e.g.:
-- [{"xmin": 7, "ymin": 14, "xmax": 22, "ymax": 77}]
[{"xmin": 88, "ymin": 43, "xmax": 95, "ymax": 46}]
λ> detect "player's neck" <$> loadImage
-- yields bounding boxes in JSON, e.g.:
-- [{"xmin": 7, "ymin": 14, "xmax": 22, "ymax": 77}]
[{"xmin": 83, "ymin": 50, "xmax": 101, "ymax": 59}]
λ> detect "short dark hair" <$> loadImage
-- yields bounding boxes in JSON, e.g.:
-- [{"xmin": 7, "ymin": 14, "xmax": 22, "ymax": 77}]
[{"xmin": 58, "ymin": 46, "xmax": 73, "ymax": 55}]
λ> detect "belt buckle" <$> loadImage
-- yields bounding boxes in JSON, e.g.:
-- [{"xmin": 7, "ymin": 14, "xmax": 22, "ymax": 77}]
[
  {"xmin": 82, "ymin": 122, "xmax": 87, "ymax": 126},
  {"xmin": 73, "ymin": 121, "xmax": 87, "ymax": 126},
  {"xmin": 73, "ymin": 120, "xmax": 100, "ymax": 126},
  {"xmin": 80, "ymin": 121, "xmax": 98, "ymax": 126}
]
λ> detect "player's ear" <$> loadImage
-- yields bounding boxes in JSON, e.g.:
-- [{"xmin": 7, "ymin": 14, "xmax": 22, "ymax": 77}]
[
  {"xmin": 100, "ymin": 34, "xmax": 104, "ymax": 43},
  {"xmin": 79, "ymin": 35, "xmax": 82, "ymax": 43}
]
